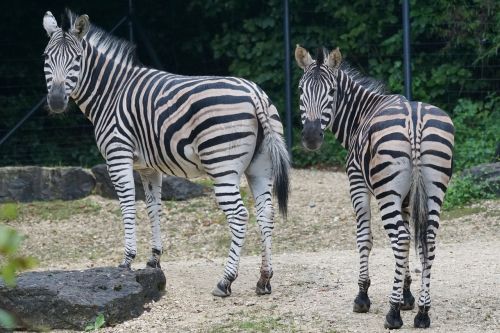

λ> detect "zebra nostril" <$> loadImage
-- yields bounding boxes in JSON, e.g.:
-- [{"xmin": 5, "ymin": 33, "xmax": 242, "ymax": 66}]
[{"xmin": 319, "ymin": 132, "xmax": 324, "ymax": 138}]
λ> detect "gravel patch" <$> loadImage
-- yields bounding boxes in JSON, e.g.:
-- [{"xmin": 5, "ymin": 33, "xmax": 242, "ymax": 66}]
[{"xmin": 4, "ymin": 168, "xmax": 499, "ymax": 332}]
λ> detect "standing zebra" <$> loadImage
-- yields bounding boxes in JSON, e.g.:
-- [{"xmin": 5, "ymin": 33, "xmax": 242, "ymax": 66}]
[
  {"xmin": 295, "ymin": 45, "xmax": 454, "ymax": 329},
  {"xmin": 42, "ymin": 10, "xmax": 290, "ymax": 297}
]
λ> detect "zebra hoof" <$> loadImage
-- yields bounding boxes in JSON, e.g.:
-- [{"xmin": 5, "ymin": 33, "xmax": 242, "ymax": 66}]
[
  {"xmin": 414, "ymin": 306, "xmax": 431, "ymax": 328},
  {"xmin": 401, "ymin": 288, "xmax": 415, "ymax": 310},
  {"xmin": 255, "ymin": 280, "xmax": 272, "ymax": 295},
  {"xmin": 384, "ymin": 302, "xmax": 403, "ymax": 329},
  {"xmin": 146, "ymin": 258, "xmax": 161, "ymax": 269},
  {"xmin": 353, "ymin": 292, "xmax": 371, "ymax": 313},
  {"xmin": 118, "ymin": 262, "xmax": 131, "ymax": 270},
  {"xmin": 212, "ymin": 280, "xmax": 232, "ymax": 297},
  {"xmin": 255, "ymin": 271, "xmax": 273, "ymax": 295}
]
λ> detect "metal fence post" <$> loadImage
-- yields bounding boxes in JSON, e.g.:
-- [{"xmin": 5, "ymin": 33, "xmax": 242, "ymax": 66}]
[
  {"xmin": 403, "ymin": 0, "xmax": 412, "ymax": 101},
  {"xmin": 283, "ymin": 0, "xmax": 293, "ymax": 161}
]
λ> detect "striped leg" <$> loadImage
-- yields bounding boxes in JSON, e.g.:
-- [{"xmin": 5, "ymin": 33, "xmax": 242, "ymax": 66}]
[
  {"xmin": 378, "ymin": 195, "xmax": 410, "ymax": 329},
  {"xmin": 138, "ymin": 168, "xmax": 163, "ymax": 269},
  {"xmin": 414, "ymin": 197, "xmax": 441, "ymax": 328},
  {"xmin": 212, "ymin": 178, "xmax": 249, "ymax": 297},
  {"xmin": 348, "ymin": 170, "xmax": 373, "ymax": 313},
  {"xmin": 246, "ymin": 151, "xmax": 275, "ymax": 295},
  {"xmin": 401, "ymin": 203, "xmax": 416, "ymax": 310},
  {"xmin": 107, "ymin": 152, "xmax": 137, "ymax": 269}
]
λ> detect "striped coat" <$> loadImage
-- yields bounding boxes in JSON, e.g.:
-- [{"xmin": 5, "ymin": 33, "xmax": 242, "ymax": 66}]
[
  {"xmin": 296, "ymin": 45, "xmax": 454, "ymax": 329},
  {"xmin": 42, "ymin": 10, "xmax": 289, "ymax": 297}
]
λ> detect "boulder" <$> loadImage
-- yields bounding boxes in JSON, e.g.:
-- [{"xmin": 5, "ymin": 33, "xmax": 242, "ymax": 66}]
[
  {"xmin": 91, "ymin": 164, "xmax": 207, "ymax": 201},
  {"xmin": 0, "ymin": 267, "xmax": 166, "ymax": 331},
  {"xmin": 461, "ymin": 162, "xmax": 500, "ymax": 196},
  {"xmin": 0, "ymin": 166, "xmax": 95, "ymax": 202}
]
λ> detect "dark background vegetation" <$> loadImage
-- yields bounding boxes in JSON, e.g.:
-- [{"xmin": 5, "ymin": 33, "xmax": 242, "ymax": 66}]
[{"xmin": 0, "ymin": 0, "xmax": 498, "ymax": 171}]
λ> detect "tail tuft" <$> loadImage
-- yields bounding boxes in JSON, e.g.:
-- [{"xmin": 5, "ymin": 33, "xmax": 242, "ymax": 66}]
[
  {"xmin": 410, "ymin": 166, "xmax": 429, "ymax": 263},
  {"xmin": 264, "ymin": 133, "xmax": 290, "ymax": 218}
]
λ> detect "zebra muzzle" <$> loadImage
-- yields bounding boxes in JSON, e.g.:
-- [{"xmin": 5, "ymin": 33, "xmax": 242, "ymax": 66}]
[
  {"xmin": 302, "ymin": 119, "xmax": 324, "ymax": 151},
  {"xmin": 47, "ymin": 83, "xmax": 68, "ymax": 113}
]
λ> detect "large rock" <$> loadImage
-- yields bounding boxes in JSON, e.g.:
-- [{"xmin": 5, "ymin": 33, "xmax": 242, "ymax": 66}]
[
  {"xmin": 91, "ymin": 164, "xmax": 207, "ymax": 201},
  {"xmin": 0, "ymin": 267, "xmax": 166, "ymax": 330},
  {"xmin": 461, "ymin": 162, "xmax": 500, "ymax": 196},
  {"xmin": 0, "ymin": 166, "xmax": 95, "ymax": 202}
]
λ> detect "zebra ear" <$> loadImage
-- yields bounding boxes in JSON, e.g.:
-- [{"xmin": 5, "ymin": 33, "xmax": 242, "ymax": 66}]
[
  {"xmin": 73, "ymin": 14, "xmax": 90, "ymax": 39},
  {"xmin": 43, "ymin": 11, "xmax": 59, "ymax": 37},
  {"xmin": 327, "ymin": 47, "xmax": 342, "ymax": 70},
  {"xmin": 295, "ymin": 44, "xmax": 313, "ymax": 70}
]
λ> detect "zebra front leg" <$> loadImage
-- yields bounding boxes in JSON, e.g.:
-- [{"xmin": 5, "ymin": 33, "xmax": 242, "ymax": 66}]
[
  {"xmin": 107, "ymin": 153, "xmax": 137, "ymax": 269},
  {"xmin": 211, "ymin": 181, "xmax": 249, "ymax": 297},
  {"xmin": 138, "ymin": 168, "xmax": 163, "ymax": 269},
  {"xmin": 246, "ymin": 172, "xmax": 274, "ymax": 295},
  {"xmin": 348, "ymin": 174, "xmax": 373, "ymax": 313}
]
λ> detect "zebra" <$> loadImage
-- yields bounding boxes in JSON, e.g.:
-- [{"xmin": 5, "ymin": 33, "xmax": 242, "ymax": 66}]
[
  {"xmin": 295, "ymin": 45, "xmax": 454, "ymax": 329},
  {"xmin": 41, "ymin": 10, "xmax": 290, "ymax": 298}
]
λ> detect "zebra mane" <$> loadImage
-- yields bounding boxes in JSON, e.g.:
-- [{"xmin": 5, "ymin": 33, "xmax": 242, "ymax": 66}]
[
  {"xmin": 65, "ymin": 9, "xmax": 138, "ymax": 67},
  {"xmin": 340, "ymin": 61, "xmax": 388, "ymax": 95}
]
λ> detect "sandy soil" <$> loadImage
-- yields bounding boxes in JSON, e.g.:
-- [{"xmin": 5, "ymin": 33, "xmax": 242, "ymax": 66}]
[{"xmin": 5, "ymin": 169, "xmax": 500, "ymax": 332}]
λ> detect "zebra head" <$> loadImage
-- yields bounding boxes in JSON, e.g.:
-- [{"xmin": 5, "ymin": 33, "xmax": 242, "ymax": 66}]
[
  {"xmin": 295, "ymin": 45, "xmax": 342, "ymax": 151},
  {"xmin": 42, "ymin": 11, "xmax": 89, "ymax": 113}
]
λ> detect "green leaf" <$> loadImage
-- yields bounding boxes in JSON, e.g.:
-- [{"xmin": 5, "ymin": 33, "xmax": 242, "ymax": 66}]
[
  {"xmin": 0, "ymin": 309, "xmax": 15, "ymax": 330},
  {"xmin": 95, "ymin": 313, "xmax": 105, "ymax": 329}
]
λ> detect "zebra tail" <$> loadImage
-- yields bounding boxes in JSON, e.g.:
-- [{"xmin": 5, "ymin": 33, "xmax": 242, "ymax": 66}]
[
  {"xmin": 409, "ymin": 164, "xmax": 429, "ymax": 264},
  {"xmin": 264, "ymin": 132, "xmax": 290, "ymax": 218}
]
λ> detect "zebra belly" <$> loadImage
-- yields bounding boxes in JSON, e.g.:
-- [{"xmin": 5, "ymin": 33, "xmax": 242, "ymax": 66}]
[{"xmin": 133, "ymin": 144, "xmax": 205, "ymax": 179}]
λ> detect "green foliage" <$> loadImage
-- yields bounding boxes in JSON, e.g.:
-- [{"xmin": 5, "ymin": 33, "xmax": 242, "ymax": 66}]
[
  {"xmin": 0, "ymin": 204, "xmax": 18, "ymax": 221},
  {"xmin": 0, "ymin": 309, "xmax": 15, "ymax": 331},
  {"xmin": 1, "ymin": 0, "xmax": 499, "ymax": 171},
  {"xmin": 451, "ymin": 94, "xmax": 499, "ymax": 171},
  {"xmin": 0, "ymin": 225, "xmax": 37, "ymax": 330},
  {"xmin": 0, "ymin": 226, "xmax": 37, "ymax": 287},
  {"xmin": 85, "ymin": 313, "xmax": 106, "ymax": 331},
  {"xmin": 443, "ymin": 175, "xmax": 495, "ymax": 210}
]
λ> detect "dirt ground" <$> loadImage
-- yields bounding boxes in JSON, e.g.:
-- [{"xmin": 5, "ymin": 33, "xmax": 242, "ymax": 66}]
[{"xmin": 6, "ymin": 169, "xmax": 500, "ymax": 332}]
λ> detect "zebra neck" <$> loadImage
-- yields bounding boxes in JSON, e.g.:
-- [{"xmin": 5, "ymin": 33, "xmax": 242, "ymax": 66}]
[
  {"xmin": 71, "ymin": 41, "xmax": 137, "ymax": 126},
  {"xmin": 331, "ymin": 75, "xmax": 385, "ymax": 150}
]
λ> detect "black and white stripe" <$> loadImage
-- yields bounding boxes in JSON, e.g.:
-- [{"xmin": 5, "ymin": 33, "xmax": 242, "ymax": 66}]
[
  {"xmin": 296, "ymin": 46, "xmax": 454, "ymax": 329},
  {"xmin": 42, "ymin": 10, "xmax": 289, "ymax": 297}
]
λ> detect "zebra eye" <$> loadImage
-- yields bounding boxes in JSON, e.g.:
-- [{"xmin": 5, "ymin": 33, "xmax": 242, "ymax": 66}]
[
  {"xmin": 328, "ymin": 88, "xmax": 335, "ymax": 96},
  {"xmin": 75, "ymin": 55, "xmax": 82, "ymax": 62},
  {"xmin": 298, "ymin": 87, "xmax": 303, "ymax": 95}
]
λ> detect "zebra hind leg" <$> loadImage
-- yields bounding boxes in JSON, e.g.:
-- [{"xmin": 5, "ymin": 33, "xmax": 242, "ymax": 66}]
[
  {"xmin": 401, "ymin": 203, "xmax": 415, "ymax": 311},
  {"xmin": 245, "ymin": 154, "xmax": 275, "ymax": 295},
  {"xmin": 138, "ymin": 168, "xmax": 163, "ymax": 269},
  {"xmin": 379, "ymin": 199, "xmax": 410, "ymax": 329},
  {"xmin": 211, "ymin": 179, "xmax": 249, "ymax": 297}
]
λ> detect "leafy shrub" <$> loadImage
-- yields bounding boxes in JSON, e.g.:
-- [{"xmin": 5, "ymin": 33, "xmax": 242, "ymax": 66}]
[
  {"xmin": 0, "ymin": 226, "xmax": 37, "ymax": 330},
  {"xmin": 443, "ymin": 175, "xmax": 495, "ymax": 210},
  {"xmin": 451, "ymin": 94, "xmax": 500, "ymax": 172}
]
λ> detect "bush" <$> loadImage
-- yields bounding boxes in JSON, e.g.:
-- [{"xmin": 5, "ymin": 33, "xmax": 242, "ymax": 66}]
[
  {"xmin": 451, "ymin": 94, "xmax": 500, "ymax": 172},
  {"xmin": 443, "ymin": 175, "xmax": 495, "ymax": 210},
  {"xmin": 0, "ymin": 226, "xmax": 37, "ymax": 330}
]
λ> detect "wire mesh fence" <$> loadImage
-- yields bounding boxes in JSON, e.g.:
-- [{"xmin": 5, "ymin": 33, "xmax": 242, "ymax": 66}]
[{"xmin": 1, "ymin": 1, "xmax": 498, "ymax": 167}]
